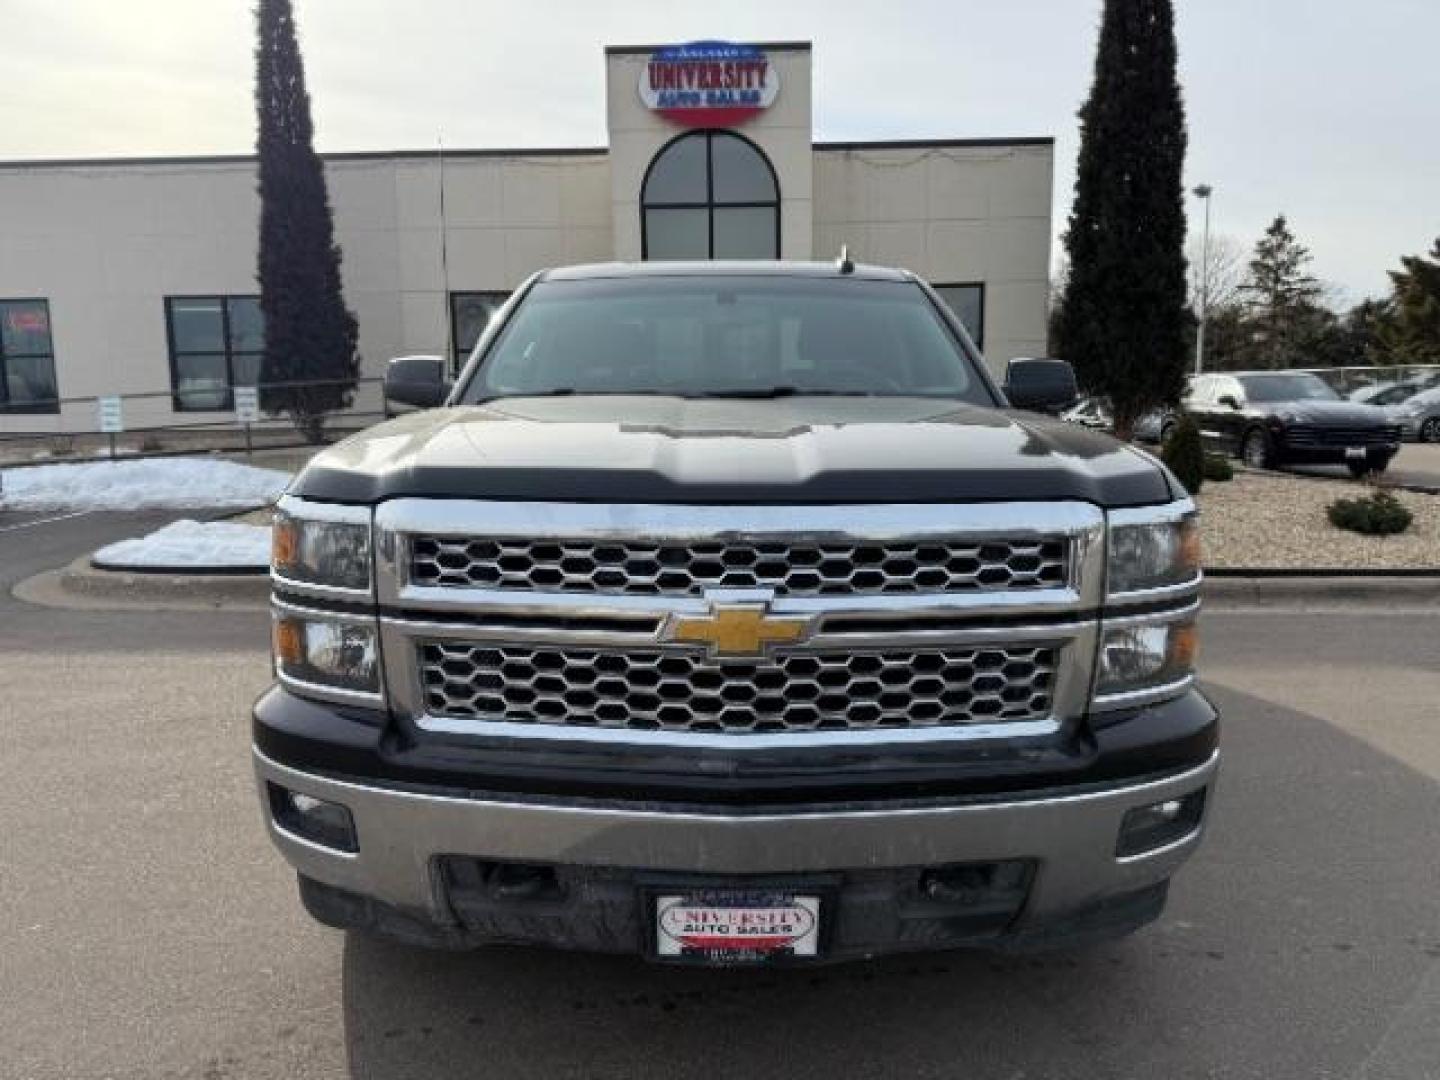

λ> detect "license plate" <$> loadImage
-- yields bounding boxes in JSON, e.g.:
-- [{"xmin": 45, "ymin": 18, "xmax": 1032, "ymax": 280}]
[
  {"xmin": 1346, "ymin": 447, "xmax": 1368, "ymax": 461},
  {"xmin": 655, "ymin": 892, "xmax": 821, "ymax": 963}
]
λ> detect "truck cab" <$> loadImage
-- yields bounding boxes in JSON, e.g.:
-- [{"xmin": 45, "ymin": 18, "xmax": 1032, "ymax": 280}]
[{"xmin": 256, "ymin": 261, "xmax": 1216, "ymax": 964}]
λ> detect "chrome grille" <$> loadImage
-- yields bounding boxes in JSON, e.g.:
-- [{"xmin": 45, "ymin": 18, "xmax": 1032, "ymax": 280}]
[
  {"xmin": 419, "ymin": 642, "xmax": 1059, "ymax": 734},
  {"xmin": 409, "ymin": 536, "xmax": 1070, "ymax": 597}
]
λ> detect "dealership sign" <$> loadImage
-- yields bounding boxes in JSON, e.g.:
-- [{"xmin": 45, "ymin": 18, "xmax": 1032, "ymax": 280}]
[{"xmin": 639, "ymin": 41, "xmax": 779, "ymax": 128}]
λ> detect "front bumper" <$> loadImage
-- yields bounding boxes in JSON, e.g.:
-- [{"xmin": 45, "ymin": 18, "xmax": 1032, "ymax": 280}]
[
  {"xmin": 1276, "ymin": 440, "xmax": 1399, "ymax": 466},
  {"xmin": 254, "ymin": 743, "xmax": 1218, "ymax": 957}
]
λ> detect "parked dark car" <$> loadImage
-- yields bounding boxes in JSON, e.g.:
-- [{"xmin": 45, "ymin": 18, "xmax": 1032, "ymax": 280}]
[{"xmin": 1183, "ymin": 371, "xmax": 1400, "ymax": 476}]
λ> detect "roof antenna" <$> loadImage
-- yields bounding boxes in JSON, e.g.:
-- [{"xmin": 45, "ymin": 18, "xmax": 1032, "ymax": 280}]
[{"xmin": 837, "ymin": 244, "xmax": 855, "ymax": 275}]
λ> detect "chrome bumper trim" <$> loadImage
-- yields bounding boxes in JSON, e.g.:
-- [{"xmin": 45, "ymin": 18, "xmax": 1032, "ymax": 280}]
[{"xmin": 254, "ymin": 747, "xmax": 1219, "ymax": 924}]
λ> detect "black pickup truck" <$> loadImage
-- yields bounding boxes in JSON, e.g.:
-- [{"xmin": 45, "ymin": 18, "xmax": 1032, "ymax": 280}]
[{"xmin": 255, "ymin": 261, "xmax": 1216, "ymax": 965}]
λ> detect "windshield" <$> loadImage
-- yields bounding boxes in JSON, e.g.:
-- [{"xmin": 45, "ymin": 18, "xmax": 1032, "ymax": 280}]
[
  {"xmin": 459, "ymin": 275, "xmax": 994, "ymax": 404},
  {"xmin": 1238, "ymin": 373, "xmax": 1341, "ymax": 403}
]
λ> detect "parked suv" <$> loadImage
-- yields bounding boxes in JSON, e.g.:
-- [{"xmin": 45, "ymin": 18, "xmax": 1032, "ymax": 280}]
[
  {"xmin": 255, "ymin": 262, "xmax": 1216, "ymax": 965},
  {"xmin": 1184, "ymin": 371, "xmax": 1399, "ymax": 476}
]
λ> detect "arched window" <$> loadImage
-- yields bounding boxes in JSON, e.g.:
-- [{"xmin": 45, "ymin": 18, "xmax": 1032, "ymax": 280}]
[{"xmin": 641, "ymin": 131, "xmax": 780, "ymax": 260}]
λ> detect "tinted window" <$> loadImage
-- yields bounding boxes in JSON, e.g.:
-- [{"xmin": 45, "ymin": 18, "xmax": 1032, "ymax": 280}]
[
  {"xmin": 641, "ymin": 132, "xmax": 779, "ymax": 260},
  {"xmin": 932, "ymin": 284, "xmax": 985, "ymax": 349},
  {"xmin": 462, "ymin": 276, "xmax": 992, "ymax": 404},
  {"xmin": 1238, "ymin": 373, "xmax": 1340, "ymax": 403},
  {"xmin": 642, "ymin": 134, "xmax": 707, "ymax": 203},
  {"xmin": 0, "ymin": 299, "xmax": 58, "ymax": 414},
  {"xmin": 450, "ymin": 291, "xmax": 510, "ymax": 373},
  {"xmin": 166, "ymin": 295, "xmax": 264, "ymax": 412}
]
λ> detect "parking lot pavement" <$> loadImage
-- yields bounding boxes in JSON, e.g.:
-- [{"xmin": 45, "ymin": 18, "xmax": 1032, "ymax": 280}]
[
  {"xmin": 1291, "ymin": 440, "xmax": 1440, "ymax": 489},
  {"xmin": 1, "ymin": 518, "xmax": 1437, "ymax": 1079}
]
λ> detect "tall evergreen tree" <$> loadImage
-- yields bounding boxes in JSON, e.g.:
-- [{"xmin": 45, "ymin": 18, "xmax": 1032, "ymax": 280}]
[
  {"xmin": 1379, "ymin": 238, "xmax": 1440, "ymax": 363},
  {"xmin": 255, "ymin": 0, "xmax": 358, "ymax": 443},
  {"xmin": 1056, "ymin": 0, "xmax": 1189, "ymax": 439},
  {"xmin": 1239, "ymin": 215, "xmax": 1323, "ymax": 369}
]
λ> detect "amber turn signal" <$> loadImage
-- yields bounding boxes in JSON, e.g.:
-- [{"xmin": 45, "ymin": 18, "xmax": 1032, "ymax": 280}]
[
  {"xmin": 272, "ymin": 517, "xmax": 300, "ymax": 571},
  {"xmin": 1170, "ymin": 621, "xmax": 1200, "ymax": 670},
  {"xmin": 1178, "ymin": 517, "xmax": 1203, "ymax": 575},
  {"xmin": 272, "ymin": 617, "xmax": 305, "ymax": 666}
]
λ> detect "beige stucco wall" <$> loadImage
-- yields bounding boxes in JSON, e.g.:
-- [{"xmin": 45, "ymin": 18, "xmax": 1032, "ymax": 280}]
[
  {"xmin": 604, "ymin": 45, "xmax": 813, "ymax": 261},
  {"xmin": 0, "ymin": 42, "xmax": 1051, "ymax": 433},
  {"xmin": 813, "ymin": 142, "xmax": 1053, "ymax": 372},
  {"xmin": 0, "ymin": 152, "xmax": 610, "ymax": 431}
]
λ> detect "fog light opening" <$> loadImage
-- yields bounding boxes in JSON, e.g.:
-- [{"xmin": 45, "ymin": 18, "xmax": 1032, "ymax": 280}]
[
  {"xmin": 268, "ymin": 783, "xmax": 358, "ymax": 853},
  {"xmin": 1116, "ymin": 788, "xmax": 1207, "ymax": 858}
]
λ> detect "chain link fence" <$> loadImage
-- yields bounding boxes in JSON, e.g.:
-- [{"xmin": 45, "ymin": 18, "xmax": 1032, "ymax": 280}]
[{"xmin": 0, "ymin": 376, "xmax": 392, "ymax": 466}]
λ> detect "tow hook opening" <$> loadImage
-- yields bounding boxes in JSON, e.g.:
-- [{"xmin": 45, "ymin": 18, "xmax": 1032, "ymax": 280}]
[{"xmin": 444, "ymin": 858, "xmax": 567, "ymax": 903}]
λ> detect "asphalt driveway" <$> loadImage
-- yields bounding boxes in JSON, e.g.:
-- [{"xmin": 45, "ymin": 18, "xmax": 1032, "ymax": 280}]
[{"xmin": 1, "ymin": 512, "xmax": 1437, "ymax": 1079}]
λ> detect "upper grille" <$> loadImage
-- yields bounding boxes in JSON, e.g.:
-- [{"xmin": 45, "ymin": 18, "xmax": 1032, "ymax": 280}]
[
  {"xmin": 419, "ymin": 641, "xmax": 1059, "ymax": 734},
  {"xmin": 409, "ymin": 536, "xmax": 1070, "ymax": 597}
]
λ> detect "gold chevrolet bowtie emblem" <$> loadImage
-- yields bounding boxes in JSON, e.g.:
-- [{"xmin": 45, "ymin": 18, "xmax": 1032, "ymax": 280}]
[{"xmin": 668, "ymin": 605, "xmax": 811, "ymax": 657}]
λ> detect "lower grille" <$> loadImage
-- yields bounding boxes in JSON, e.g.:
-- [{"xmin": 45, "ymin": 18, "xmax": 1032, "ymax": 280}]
[
  {"xmin": 1284, "ymin": 425, "xmax": 1398, "ymax": 447},
  {"xmin": 419, "ymin": 642, "xmax": 1059, "ymax": 734}
]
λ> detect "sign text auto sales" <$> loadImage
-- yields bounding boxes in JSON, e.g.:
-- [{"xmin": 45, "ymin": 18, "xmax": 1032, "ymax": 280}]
[{"xmin": 639, "ymin": 41, "xmax": 780, "ymax": 127}]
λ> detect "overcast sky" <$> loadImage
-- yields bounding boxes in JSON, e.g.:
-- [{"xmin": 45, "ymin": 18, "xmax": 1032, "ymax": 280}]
[{"xmin": 4, "ymin": 0, "xmax": 1437, "ymax": 301}]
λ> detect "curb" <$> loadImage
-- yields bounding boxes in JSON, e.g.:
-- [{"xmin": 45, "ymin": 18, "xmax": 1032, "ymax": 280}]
[
  {"xmin": 89, "ymin": 556, "xmax": 267, "ymax": 577},
  {"xmin": 57, "ymin": 554, "xmax": 269, "ymax": 605},
  {"xmin": 1232, "ymin": 462, "xmax": 1440, "ymax": 497},
  {"xmin": 1204, "ymin": 574, "xmax": 1440, "ymax": 604}
]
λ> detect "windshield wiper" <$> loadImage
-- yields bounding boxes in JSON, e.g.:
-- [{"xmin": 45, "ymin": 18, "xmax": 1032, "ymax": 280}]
[
  {"xmin": 684, "ymin": 386, "xmax": 882, "ymax": 399},
  {"xmin": 475, "ymin": 388, "xmax": 643, "ymax": 404}
]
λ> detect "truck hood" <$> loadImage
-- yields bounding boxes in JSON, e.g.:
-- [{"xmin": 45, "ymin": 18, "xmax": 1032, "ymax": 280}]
[{"xmin": 291, "ymin": 396, "xmax": 1178, "ymax": 507}]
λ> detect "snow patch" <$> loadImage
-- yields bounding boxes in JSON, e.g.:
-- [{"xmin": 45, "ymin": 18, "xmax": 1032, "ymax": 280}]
[
  {"xmin": 0, "ymin": 457, "xmax": 290, "ymax": 511},
  {"xmin": 93, "ymin": 519, "xmax": 271, "ymax": 570}
]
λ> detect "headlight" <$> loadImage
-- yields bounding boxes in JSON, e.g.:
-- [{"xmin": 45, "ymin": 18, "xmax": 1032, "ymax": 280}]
[
  {"xmin": 1107, "ymin": 506, "xmax": 1201, "ymax": 596},
  {"xmin": 272, "ymin": 508, "xmax": 371, "ymax": 590},
  {"xmin": 1096, "ymin": 614, "xmax": 1198, "ymax": 697},
  {"xmin": 272, "ymin": 610, "xmax": 380, "ymax": 694}
]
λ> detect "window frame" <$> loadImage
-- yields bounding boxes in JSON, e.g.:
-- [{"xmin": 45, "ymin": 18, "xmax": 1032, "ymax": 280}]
[
  {"xmin": 164, "ymin": 294, "xmax": 263, "ymax": 413},
  {"xmin": 930, "ymin": 281, "xmax": 986, "ymax": 351},
  {"xmin": 448, "ymin": 290, "xmax": 512, "ymax": 375},
  {"xmin": 640, "ymin": 130, "xmax": 781, "ymax": 261},
  {"xmin": 0, "ymin": 297, "xmax": 60, "ymax": 415}
]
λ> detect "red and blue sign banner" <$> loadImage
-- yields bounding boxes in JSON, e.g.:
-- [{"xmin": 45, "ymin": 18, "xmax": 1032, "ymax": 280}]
[{"xmin": 639, "ymin": 41, "xmax": 780, "ymax": 128}]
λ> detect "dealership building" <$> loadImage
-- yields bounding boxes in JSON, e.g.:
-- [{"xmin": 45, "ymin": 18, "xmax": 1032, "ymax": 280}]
[{"xmin": 0, "ymin": 41, "xmax": 1054, "ymax": 432}]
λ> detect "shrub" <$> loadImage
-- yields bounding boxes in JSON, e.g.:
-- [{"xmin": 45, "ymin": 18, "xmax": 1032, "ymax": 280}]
[
  {"xmin": 1161, "ymin": 415, "xmax": 1206, "ymax": 495},
  {"xmin": 1203, "ymin": 454, "xmax": 1234, "ymax": 482},
  {"xmin": 1327, "ymin": 489, "xmax": 1413, "ymax": 536}
]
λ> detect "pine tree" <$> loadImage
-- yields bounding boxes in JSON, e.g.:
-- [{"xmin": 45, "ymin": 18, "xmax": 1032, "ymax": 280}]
[
  {"xmin": 1380, "ymin": 238, "xmax": 1440, "ymax": 364},
  {"xmin": 255, "ymin": 0, "xmax": 359, "ymax": 443},
  {"xmin": 1056, "ymin": 0, "xmax": 1189, "ymax": 439},
  {"xmin": 1239, "ymin": 215, "xmax": 1322, "ymax": 369}
]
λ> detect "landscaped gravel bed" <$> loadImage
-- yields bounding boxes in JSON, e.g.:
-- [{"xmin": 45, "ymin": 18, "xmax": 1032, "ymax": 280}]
[{"xmin": 1197, "ymin": 471, "xmax": 1440, "ymax": 570}]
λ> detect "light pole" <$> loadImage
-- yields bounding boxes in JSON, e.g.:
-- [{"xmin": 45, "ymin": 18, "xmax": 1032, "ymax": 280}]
[{"xmin": 1192, "ymin": 184, "xmax": 1213, "ymax": 375}]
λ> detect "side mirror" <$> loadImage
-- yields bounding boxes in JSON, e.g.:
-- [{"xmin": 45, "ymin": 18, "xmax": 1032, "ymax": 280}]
[
  {"xmin": 384, "ymin": 355, "xmax": 451, "ymax": 410},
  {"xmin": 1218, "ymin": 394, "xmax": 1241, "ymax": 410},
  {"xmin": 1003, "ymin": 358, "xmax": 1079, "ymax": 415}
]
